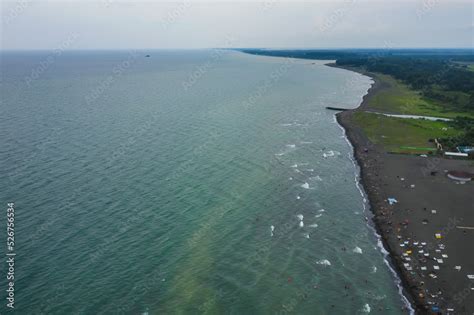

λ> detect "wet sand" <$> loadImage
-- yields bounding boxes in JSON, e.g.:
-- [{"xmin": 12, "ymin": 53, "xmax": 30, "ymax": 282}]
[{"xmin": 334, "ymin": 65, "xmax": 474, "ymax": 314}]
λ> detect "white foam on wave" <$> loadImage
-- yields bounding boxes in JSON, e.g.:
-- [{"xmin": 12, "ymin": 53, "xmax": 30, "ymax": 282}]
[
  {"xmin": 310, "ymin": 175, "xmax": 323, "ymax": 181},
  {"xmin": 316, "ymin": 259, "xmax": 331, "ymax": 266},
  {"xmin": 322, "ymin": 150, "xmax": 341, "ymax": 158},
  {"xmin": 362, "ymin": 303, "xmax": 371, "ymax": 313},
  {"xmin": 290, "ymin": 164, "xmax": 298, "ymax": 168},
  {"xmin": 301, "ymin": 182, "xmax": 310, "ymax": 189},
  {"xmin": 353, "ymin": 246, "xmax": 363, "ymax": 254},
  {"xmin": 286, "ymin": 144, "xmax": 296, "ymax": 148},
  {"xmin": 300, "ymin": 141, "xmax": 313, "ymax": 144},
  {"xmin": 335, "ymin": 104, "xmax": 415, "ymax": 314}
]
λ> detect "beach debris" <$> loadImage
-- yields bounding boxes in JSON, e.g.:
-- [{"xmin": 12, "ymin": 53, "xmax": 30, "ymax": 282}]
[
  {"xmin": 299, "ymin": 221, "xmax": 304, "ymax": 228},
  {"xmin": 421, "ymin": 266, "xmax": 427, "ymax": 271},
  {"xmin": 429, "ymin": 273, "xmax": 437, "ymax": 279},
  {"xmin": 315, "ymin": 213, "xmax": 323, "ymax": 218},
  {"xmin": 316, "ymin": 259, "xmax": 331, "ymax": 266},
  {"xmin": 400, "ymin": 177, "xmax": 405, "ymax": 181},
  {"xmin": 371, "ymin": 266, "xmax": 377, "ymax": 273},
  {"xmin": 410, "ymin": 184, "xmax": 415, "ymax": 188},
  {"xmin": 442, "ymin": 254, "xmax": 448, "ymax": 258},
  {"xmin": 421, "ymin": 242, "xmax": 427, "ymax": 246},
  {"xmin": 435, "ymin": 233, "xmax": 442, "ymax": 239},
  {"xmin": 431, "ymin": 210, "xmax": 437, "ymax": 214},
  {"xmin": 433, "ymin": 265, "xmax": 440, "ymax": 270},
  {"xmin": 455, "ymin": 266, "xmax": 461, "ymax": 271},
  {"xmin": 467, "ymin": 275, "xmax": 474, "ymax": 280},
  {"xmin": 420, "ymin": 154, "xmax": 428, "ymax": 158},
  {"xmin": 301, "ymin": 182, "xmax": 310, "ymax": 189},
  {"xmin": 271, "ymin": 225, "xmax": 275, "ymax": 236},
  {"xmin": 353, "ymin": 246, "xmax": 363, "ymax": 254},
  {"xmin": 304, "ymin": 233, "xmax": 310, "ymax": 239},
  {"xmin": 308, "ymin": 223, "xmax": 318, "ymax": 228},
  {"xmin": 296, "ymin": 195, "xmax": 301, "ymax": 200},
  {"xmin": 387, "ymin": 198, "xmax": 398, "ymax": 205},
  {"xmin": 318, "ymin": 209, "xmax": 326, "ymax": 212}
]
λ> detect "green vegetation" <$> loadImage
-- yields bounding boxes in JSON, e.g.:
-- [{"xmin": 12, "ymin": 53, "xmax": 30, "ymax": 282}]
[
  {"xmin": 242, "ymin": 49, "xmax": 474, "ymax": 152},
  {"xmin": 353, "ymin": 112, "xmax": 460, "ymax": 154},
  {"xmin": 454, "ymin": 61, "xmax": 474, "ymax": 72},
  {"xmin": 367, "ymin": 74, "xmax": 473, "ymax": 118},
  {"xmin": 336, "ymin": 57, "xmax": 474, "ymax": 114},
  {"xmin": 441, "ymin": 117, "xmax": 474, "ymax": 150}
]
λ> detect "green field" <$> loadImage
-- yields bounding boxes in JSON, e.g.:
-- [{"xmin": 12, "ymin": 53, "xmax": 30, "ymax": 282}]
[
  {"xmin": 454, "ymin": 61, "xmax": 474, "ymax": 72},
  {"xmin": 367, "ymin": 73, "xmax": 473, "ymax": 119},
  {"xmin": 353, "ymin": 112, "xmax": 461, "ymax": 154}
]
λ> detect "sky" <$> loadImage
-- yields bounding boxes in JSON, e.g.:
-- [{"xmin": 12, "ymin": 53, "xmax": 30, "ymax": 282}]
[{"xmin": 1, "ymin": 0, "xmax": 473, "ymax": 50}]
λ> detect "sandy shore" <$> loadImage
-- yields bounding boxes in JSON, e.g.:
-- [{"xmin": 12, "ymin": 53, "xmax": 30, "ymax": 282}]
[{"xmin": 332, "ymin": 64, "xmax": 474, "ymax": 314}]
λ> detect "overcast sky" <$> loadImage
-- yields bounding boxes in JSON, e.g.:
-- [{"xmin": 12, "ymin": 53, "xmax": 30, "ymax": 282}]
[{"xmin": 1, "ymin": 0, "xmax": 473, "ymax": 50}]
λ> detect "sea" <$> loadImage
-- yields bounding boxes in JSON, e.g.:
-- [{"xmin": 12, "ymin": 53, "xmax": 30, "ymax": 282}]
[{"xmin": 0, "ymin": 50, "xmax": 409, "ymax": 314}]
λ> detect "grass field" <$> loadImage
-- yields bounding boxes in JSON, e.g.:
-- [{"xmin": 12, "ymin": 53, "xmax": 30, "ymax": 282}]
[
  {"xmin": 353, "ymin": 112, "xmax": 461, "ymax": 154},
  {"xmin": 454, "ymin": 61, "xmax": 474, "ymax": 72},
  {"xmin": 367, "ymin": 73, "xmax": 473, "ymax": 119}
]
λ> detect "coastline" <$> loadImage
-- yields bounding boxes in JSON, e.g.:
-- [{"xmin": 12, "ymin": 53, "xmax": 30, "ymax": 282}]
[
  {"xmin": 329, "ymin": 63, "xmax": 474, "ymax": 314},
  {"xmin": 329, "ymin": 63, "xmax": 422, "ymax": 312}
]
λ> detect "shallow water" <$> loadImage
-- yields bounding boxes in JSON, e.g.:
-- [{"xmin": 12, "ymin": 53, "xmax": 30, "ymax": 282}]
[{"xmin": 0, "ymin": 50, "xmax": 407, "ymax": 314}]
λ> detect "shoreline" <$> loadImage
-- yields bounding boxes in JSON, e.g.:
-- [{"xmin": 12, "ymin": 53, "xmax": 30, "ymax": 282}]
[
  {"xmin": 330, "ymin": 64, "xmax": 421, "ymax": 312},
  {"xmin": 330, "ymin": 63, "xmax": 474, "ymax": 314}
]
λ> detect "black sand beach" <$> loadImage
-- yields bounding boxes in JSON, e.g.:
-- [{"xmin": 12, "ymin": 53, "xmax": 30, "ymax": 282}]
[{"xmin": 335, "ymin": 66, "xmax": 474, "ymax": 314}]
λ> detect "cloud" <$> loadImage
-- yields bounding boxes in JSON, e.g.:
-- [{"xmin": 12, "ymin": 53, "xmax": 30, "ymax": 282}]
[{"xmin": 1, "ymin": 0, "xmax": 472, "ymax": 50}]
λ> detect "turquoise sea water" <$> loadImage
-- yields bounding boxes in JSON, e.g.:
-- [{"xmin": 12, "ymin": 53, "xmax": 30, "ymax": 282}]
[{"xmin": 0, "ymin": 50, "xmax": 407, "ymax": 314}]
